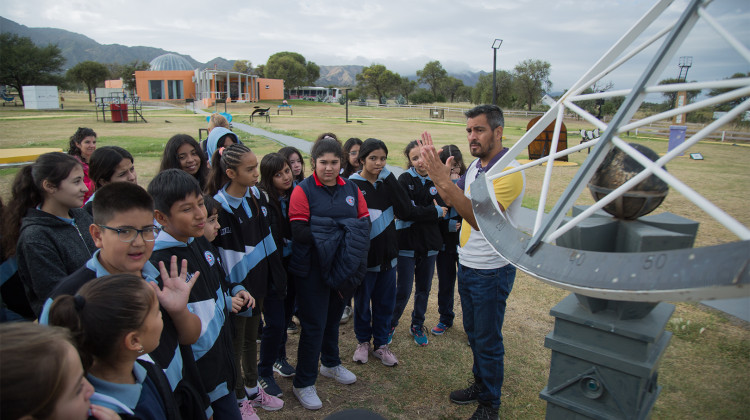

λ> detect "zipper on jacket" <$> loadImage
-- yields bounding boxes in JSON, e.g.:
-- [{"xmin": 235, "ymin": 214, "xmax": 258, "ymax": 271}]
[{"xmin": 72, "ymin": 221, "xmax": 92, "ymax": 254}]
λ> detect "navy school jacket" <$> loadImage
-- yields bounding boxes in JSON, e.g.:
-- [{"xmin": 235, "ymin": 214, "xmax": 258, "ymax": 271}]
[
  {"xmin": 397, "ymin": 167, "xmax": 445, "ymax": 257},
  {"xmin": 212, "ymin": 185, "xmax": 286, "ymax": 306},
  {"xmin": 150, "ymin": 232, "xmax": 236, "ymax": 409},
  {"xmin": 349, "ymin": 167, "xmax": 441, "ymax": 271}
]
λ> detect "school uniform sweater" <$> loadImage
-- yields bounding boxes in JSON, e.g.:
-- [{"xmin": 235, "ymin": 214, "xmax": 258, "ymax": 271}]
[
  {"xmin": 212, "ymin": 185, "xmax": 286, "ymax": 306},
  {"xmin": 151, "ymin": 232, "xmax": 236, "ymax": 407},
  {"xmin": 349, "ymin": 168, "xmax": 440, "ymax": 272},
  {"xmin": 39, "ymin": 250, "xmax": 210, "ymax": 420},
  {"xmin": 396, "ymin": 168, "xmax": 445, "ymax": 258},
  {"xmin": 16, "ymin": 207, "xmax": 96, "ymax": 316},
  {"xmin": 89, "ymin": 359, "xmax": 179, "ymax": 420}
]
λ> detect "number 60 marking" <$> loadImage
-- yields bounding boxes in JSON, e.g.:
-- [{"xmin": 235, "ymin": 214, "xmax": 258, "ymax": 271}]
[{"xmin": 643, "ymin": 254, "xmax": 667, "ymax": 270}]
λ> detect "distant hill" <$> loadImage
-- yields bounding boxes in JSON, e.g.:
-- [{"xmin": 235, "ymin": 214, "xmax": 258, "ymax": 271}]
[
  {"xmin": 0, "ymin": 16, "xmax": 205, "ymax": 70},
  {"xmin": 0, "ymin": 16, "xmax": 483, "ymax": 87}
]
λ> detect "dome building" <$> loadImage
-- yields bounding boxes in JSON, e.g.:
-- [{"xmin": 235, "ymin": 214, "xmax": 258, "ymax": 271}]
[{"xmin": 134, "ymin": 54, "xmax": 284, "ymax": 105}]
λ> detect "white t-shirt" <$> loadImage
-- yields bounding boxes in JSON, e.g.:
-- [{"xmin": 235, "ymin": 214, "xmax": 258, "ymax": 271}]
[{"xmin": 457, "ymin": 157, "xmax": 525, "ymax": 269}]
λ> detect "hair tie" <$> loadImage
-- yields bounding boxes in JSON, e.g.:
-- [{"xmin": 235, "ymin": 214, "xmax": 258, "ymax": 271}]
[
  {"xmin": 219, "ymin": 147, "xmax": 226, "ymax": 156},
  {"xmin": 73, "ymin": 295, "xmax": 86, "ymax": 311}
]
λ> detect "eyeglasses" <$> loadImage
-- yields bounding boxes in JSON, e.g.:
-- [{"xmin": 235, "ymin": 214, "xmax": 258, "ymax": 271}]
[
  {"xmin": 98, "ymin": 225, "xmax": 160, "ymax": 243},
  {"xmin": 349, "ymin": 151, "xmax": 359, "ymax": 156}
]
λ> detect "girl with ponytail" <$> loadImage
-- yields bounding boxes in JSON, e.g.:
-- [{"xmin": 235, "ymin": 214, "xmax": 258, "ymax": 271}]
[
  {"xmin": 205, "ymin": 144, "xmax": 287, "ymax": 411},
  {"xmin": 2, "ymin": 152, "xmax": 96, "ymax": 317},
  {"xmin": 48, "ymin": 274, "xmax": 179, "ymax": 420}
]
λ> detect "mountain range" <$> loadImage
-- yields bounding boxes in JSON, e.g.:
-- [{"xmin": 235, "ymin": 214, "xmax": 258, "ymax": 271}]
[{"xmin": 0, "ymin": 16, "xmax": 482, "ymax": 87}]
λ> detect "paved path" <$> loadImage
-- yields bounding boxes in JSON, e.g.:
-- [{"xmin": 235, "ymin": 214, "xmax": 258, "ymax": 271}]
[{"xmin": 191, "ymin": 106, "xmax": 749, "ymax": 323}]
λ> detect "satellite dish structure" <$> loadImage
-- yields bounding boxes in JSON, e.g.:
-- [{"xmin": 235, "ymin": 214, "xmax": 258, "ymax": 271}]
[{"xmin": 472, "ymin": 0, "xmax": 750, "ymax": 303}]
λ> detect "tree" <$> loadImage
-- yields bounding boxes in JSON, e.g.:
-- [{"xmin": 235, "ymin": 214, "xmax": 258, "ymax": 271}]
[
  {"xmin": 658, "ymin": 77, "xmax": 701, "ymax": 109},
  {"xmin": 472, "ymin": 71, "xmax": 514, "ymax": 107},
  {"xmin": 440, "ymin": 76, "xmax": 464, "ymax": 103},
  {"xmin": 119, "ymin": 61, "xmax": 150, "ymax": 94},
  {"xmin": 513, "ymin": 59, "xmax": 552, "ymax": 111},
  {"xmin": 264, "ymin": 52, "xmax": 319, "ymax": 94},
  {"xmin": 396, "ymin": 76, "xmax": 417, "ymax": 104},
  {"xmin": 707, "ymin": 72, "xmax": 749, "ymax": 112},
  {"xmin": 0, "ymin": 33, "xmax": 65, "ymax": 104},
  {"xmin": 233, "ymin": 60, "xmax": 253, "ymax": 74},
  {"xmin": 67, "ymin": 61, "xmax": 110, "ymax": 102},
  {"xmin": 356, "ymin": 64, "xmax": 400, "ymax": 104},
  {"xmin": 410, "ymin": 88, "xmax": 435, "ymax": 105},
  {"xmin": 417, "ymin": 61, "xmax": 448, "ymax": 98}
]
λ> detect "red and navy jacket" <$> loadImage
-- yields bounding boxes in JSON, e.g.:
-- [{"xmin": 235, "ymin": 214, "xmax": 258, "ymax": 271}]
[
  {"xmin": 349, "ymin": 168, "xmax": 440, "ymax": 272},
  {"xmin": 288, "ymin": 172, "xmax": 369, "ymax": 278},
  {"xmin": 396, "ymin": 167, "xmax": 445, "ymax": 258},
  {"xmin": 212, "ymin": 185, "xmax": 286, "ymax": 305}
]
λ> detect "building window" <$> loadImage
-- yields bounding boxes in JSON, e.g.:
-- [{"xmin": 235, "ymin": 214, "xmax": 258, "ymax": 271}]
[
  {"xmin": 149, "ymin": 80, "xmax": 163, "ymax": 100},
  {"xmin": 168, "ymin": 80, "xmax": 183, "ymax": 99}
]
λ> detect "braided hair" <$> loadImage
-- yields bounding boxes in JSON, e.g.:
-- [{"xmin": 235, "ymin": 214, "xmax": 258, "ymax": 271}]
[{"xmin": 205, "ymin": 143, "xmax": 254, "ymax": 195}]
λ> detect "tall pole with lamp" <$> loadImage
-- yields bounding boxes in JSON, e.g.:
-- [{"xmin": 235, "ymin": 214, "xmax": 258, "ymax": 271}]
[{"xmin": 492, "ymin": 39, "xmax": 503, "ymax": 106}]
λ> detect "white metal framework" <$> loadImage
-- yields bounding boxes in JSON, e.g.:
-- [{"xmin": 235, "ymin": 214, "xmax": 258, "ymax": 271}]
[{"xmin": 473, "ymin": 0, "xmax": 750, "ymax": 301}]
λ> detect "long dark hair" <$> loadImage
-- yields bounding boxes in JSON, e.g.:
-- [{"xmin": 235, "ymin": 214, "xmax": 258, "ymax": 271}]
[
  {"xmin": 48, "ymin": 274, "xmax": 156, "ymax": 369},
  {"xmin": 89, "ymin": 146, "xmax": 135, "ymax": 188},
  {"xmin": 358, "ymin": 138, "xmax": 388, "ymax": 164},
  {"xmin": 259, "ymin": 153, "xmax": 292, "ymax": 214},
  {"xmin": 205, "ymin": 143, "xmax": 254, "ymax": 195},
  {"xmin": 404, "ymin": 140, "xmax": 420, "ymax": 168},
  {"xmin": 67, "ymin": 127, "xmax": 96, "ymax": 161},
  {"xmin": 341, "ymin": 137, "xmax": 363, "ymax": 178},
  {"xmin": 279, "ymin": 146, "xmax": 305, "ymax": 183},
  {"xmin": 160, "ymin": 134, "xmax": 209, "ymax": 189},
  {"xmin": 2, "ymin": 152, "xmax": 81, "ymax": 256},
  {"xmin": 439, "ymin": 144, "xmax": 466, "ymax": 176}
]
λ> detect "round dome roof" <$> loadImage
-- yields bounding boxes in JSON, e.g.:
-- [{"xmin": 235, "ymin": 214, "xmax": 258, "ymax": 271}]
[{"xmin": 149, "ymin": 54, "xmax": 194, "ymax": 71}]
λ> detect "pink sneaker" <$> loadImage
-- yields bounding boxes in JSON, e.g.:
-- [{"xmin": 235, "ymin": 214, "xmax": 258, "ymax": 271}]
[
  {"xmin": 372, "ymin": 344, "xmax": 398, "ymax": 366},
  {"xmin": 238, "ymin": 400, "xmax": 261, "ymax": 420},
  {"xmin": 250, "ymin": 386, "xmax": 284, "ymax": 411},
  {"xmin": 353, "ymin": 342, "xmax": 370, "ymax": 364}
]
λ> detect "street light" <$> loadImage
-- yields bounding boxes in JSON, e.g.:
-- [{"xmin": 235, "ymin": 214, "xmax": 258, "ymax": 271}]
[{"xmin": 492, "ymin": 39, "xmax": 503, "ymax": 106}]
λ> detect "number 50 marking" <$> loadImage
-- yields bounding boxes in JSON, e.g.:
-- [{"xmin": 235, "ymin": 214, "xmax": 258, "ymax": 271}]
[{"xmin": 643, "ymin": 254, "xmax": 667, "ymax": 270}]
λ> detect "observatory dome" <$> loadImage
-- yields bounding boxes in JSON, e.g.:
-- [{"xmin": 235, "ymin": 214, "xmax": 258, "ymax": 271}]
[{"xmin": 149, "ymin": 54, "xmax": 194, "ymax": 71}]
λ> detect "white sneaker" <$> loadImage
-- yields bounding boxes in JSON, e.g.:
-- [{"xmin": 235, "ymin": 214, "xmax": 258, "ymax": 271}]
[
  {"xmin": 353, "ymin": 342, "xmax": 370, "ymax": 364},
  {"xmin": 293, "ymin": 385, "xmax": 323, "ymax": 410},
  {"xmin": 320, "ymin": 364, "xmax": 357, "ymax": 384},
  {"xmin": 340, "ymin": 306, "xmax": 353, "ymax": 324}
]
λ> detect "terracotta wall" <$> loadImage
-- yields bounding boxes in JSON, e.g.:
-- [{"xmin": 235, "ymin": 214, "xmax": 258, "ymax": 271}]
[
  {"xmin": 257, "ymin": 78, "xmax": 284, "ymax": 101},
  {"xmin": 135, "ymin": 70, "xmax": 195, "ymax": 100}
]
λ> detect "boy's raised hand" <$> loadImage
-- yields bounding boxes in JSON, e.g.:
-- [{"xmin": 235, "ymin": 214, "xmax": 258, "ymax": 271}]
[{"xmin": 151, "ymin": 256, "xmax": 199, "ymax": 314}]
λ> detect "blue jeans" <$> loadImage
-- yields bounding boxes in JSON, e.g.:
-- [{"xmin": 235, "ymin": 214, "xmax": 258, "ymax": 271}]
[
  {"xmin": 293, "ymin": 262, "xmax": 345, "ymax": 388},
  {"xmin": 392, "ymin": 254, "xmax": 437, "ymax": 329},
  {"xmin": 435, "ymin": 249, "xmax": 458, "ymax": 326},
  {"xmin": 354, "ymin": 267, "xmax": 397, "ymax": 347},
  {"xmin": 458, "ymin": 263, "xmax": 515, "ymax": 409}
]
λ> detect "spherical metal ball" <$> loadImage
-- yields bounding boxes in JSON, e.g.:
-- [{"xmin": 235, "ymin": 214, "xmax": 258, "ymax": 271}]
[{"xmin": 587, "ymin": 144, "xmax": 668, "ymax": 219}]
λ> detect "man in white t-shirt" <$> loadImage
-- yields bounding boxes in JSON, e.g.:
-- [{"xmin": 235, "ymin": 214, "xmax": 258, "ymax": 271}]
[{"xmin": 419, "ymin": 104, "xmax": 524, "ymax": 420}]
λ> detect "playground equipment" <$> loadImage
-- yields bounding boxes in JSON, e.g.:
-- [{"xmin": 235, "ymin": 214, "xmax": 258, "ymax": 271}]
[
  {"xmin": 250, "ymin": 106, "xmax": 271, "ymax": 122},
  {"xmin": 95, "ymin": 93, "xmax": 146, "ymax": 123},
  {"xmin": 468, "ymin": 0, "xmax": 750, "ymax": 417}
]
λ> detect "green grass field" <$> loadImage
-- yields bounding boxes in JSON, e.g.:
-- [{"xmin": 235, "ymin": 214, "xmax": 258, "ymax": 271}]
[{"xmin": 1, "ymin": 93, "xmax": 748, "ymax": 419}]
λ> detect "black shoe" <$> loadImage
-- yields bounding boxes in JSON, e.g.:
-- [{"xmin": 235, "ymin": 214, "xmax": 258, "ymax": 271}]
[
  {"xmin": 273, "ymin": 357, "xmax": 296, "ymax": 377},
  {"xmin": 468, "ymin": 401, "xmax": 499, "ymax": 419},
  {"xmin": 287, "ymin": 320, "xmax": 299, "ymax": 334},
  {"xmin": 450, "ymin": 379, "xmax": 482, "ymax": 404}
]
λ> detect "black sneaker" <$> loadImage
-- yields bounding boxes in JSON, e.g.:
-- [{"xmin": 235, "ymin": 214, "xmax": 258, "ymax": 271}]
[
  {"xmin": 273, "ymin": 358, "xmax": 296, "ymax": 378},
  {"xmin": 468, "ymin": 401, "xmax": 499, "ymax": 419},
  {"xmin": 450, "ymin": 379, "xmax": 482, "ymax": 404},
  {"xmin": 287, "ymin": 320, "xmax": 299, "ymax": 334},
  {"xmin": 258, "ymin": 375, "xmax": 283, "ymax": 398}
]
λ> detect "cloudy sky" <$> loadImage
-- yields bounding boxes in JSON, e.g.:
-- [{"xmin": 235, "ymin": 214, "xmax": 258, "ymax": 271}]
[{"xmin": 2, "ymin": 0, "xmax": 748, "ymax": 91}]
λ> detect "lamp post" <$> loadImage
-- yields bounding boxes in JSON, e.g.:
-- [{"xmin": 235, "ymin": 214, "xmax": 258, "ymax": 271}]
[
  {"xmin": 344, "ymin": 88, "xmax": 352, "ymax": 123},
  {"xmin": 492, "ymin": 39, "xmax": 503, "ymax": 106}
]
